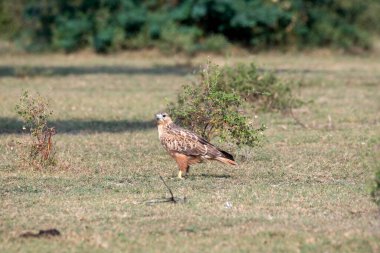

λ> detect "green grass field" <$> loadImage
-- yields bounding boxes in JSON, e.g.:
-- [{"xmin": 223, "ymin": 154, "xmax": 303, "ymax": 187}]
[{"xmin": 0, "ymin": 51, "xmax": 379, "ymax": 252}]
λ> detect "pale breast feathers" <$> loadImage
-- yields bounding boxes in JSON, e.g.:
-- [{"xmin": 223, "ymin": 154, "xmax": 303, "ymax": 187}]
[{"xmin": 160, "ymin": 124, "xmax": 221, "ymax": 158}]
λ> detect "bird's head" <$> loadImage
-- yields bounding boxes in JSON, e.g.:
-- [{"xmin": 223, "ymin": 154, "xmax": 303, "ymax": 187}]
[{"xmin": 155, "ymin": 112, "xmax": 173, "ymax": 126}]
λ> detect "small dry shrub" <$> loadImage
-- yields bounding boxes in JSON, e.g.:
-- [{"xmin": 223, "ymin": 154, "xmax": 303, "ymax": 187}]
[{"xmin": 15, "ymin": 91, "xmax": 57, "ymax": 169}]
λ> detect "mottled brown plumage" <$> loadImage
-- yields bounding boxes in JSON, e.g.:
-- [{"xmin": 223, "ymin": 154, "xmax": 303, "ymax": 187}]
[{"xmin": 156, "ymin": 112, "xmax": 237, "ymax": 178}]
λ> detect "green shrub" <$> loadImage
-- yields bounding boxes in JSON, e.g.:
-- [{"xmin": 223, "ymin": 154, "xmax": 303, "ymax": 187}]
[
  {"xmin": 220, "ymin": 63, "xmax": 302, "ymax": 111},
  {"xmin": 201, "ymin": 34, "xmax": 230, "ymax": 53},
  {"xmin": 157, "ymin": 22, "xmax": 203, "ymax": 55},
  {"xmin": 15, "ymin": 91, "xmax": 57, "ymax": 169},
  {"xmin": 357, "ymin": 0, "xmax": 380, "ymax": 34},
  {"xmin": 52, "ymin": 16, "xmax": 91, "ymax": 52},
  {"xmin": 168, "ymin": 61, "xmax": 302, "ymax": 145},
  {"xmin": 168, "ymin": 62, "xmax": 265, "ymax": 147}
]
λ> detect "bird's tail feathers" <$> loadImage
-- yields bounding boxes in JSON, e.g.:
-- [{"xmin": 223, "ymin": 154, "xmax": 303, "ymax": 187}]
[
  {"xmin": 216, "ymin": 157, "xmax": 238, "ymax": 166},
  {"xmin": 216, "ymin": 150, "xmax": 237, "ymax": 166}
]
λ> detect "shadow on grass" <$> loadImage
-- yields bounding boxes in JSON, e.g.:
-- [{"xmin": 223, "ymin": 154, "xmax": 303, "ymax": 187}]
[
  {"xmin": 0, "ymin": 64, "xmax": 192, "ymax": 77},
  {"xmin": 0, "ymin": 117, "xmax": 154, "ymax": 134},
  {"xmin": 188, "ymin": 173, "xmax": 232, "ymax": 179},
  {"xmin": 1, "ymin": 62, "xmax": 375, "ymax": 79}
]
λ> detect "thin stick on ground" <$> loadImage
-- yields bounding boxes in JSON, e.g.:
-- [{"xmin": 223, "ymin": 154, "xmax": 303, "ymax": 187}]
[
  {"xmin": 159, "ymin": 174, "xmax": 176, "ymax": 203},
  {"xmin": 144, "ymin": 174, "xmax": 186, "ymax": 205}
]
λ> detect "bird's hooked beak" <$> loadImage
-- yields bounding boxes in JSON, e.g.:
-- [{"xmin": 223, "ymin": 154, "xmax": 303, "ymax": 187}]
[
  {"xmin": 155, "ymin": 114, "xmax": 165, "ymax": 125},
  {"xmin": 156, "ymin": 114, "xmax": 163, "ymax": 121},
  {"xmin": 155, "ymin": 112, "xmax": 171, "ymax": 125}
]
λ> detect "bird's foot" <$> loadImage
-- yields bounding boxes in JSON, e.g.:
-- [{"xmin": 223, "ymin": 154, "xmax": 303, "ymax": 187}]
[{"xmin": 177, "ymin": 171, "xmax": 185, "ymax": 180}]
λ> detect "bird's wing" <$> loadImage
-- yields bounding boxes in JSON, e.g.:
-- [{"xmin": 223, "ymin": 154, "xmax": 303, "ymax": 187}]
[{"xmin": 162, "ymin": 124, "xmax": 222, "ymax": 158}]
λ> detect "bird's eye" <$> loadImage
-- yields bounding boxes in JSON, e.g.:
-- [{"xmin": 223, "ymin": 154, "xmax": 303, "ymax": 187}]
[{"xmin": 163, "ymin": 115, "xmax": 166, "ymax": 118}]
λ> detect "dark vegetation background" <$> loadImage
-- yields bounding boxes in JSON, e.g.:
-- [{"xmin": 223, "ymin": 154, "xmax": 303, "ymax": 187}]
[{"xmin": 1, "ymin": 0, "xmax": 380, "ymax": 54}]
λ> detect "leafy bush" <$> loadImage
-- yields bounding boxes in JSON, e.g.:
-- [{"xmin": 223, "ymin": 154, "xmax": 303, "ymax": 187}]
[
  {"xmin": 3, "ymin": 0, "xmax": 380, "ymax": 53},
  {"xmin": 357, "ymin": 0, "xmax": 380, "ymax": 35},
  {"xmin": 157, "ymin": 22, "xmax": 203, "ymax": 55},
  {"xmin": 52, "ymin": 16, "xmax": 91, "ymax": 52},
  {"xmin": 220, "ymin": 63, "xmax": 301, "ymax": 111},
  {"xmin": 15, "ymin": 91, "xmax": 57, "ymax": 169},
  {"xmin": 168, "ymin": 62, "xmax": 265, "ymax": 147},
  {"xmin": 200, "ymin": 35, "xmax": 230, "ymax": 53}
]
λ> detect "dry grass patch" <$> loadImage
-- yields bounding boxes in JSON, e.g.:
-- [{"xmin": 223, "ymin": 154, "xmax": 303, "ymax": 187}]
[{"xmin": 0, "ymin": 52, "xmax": 379, "ymax": 252}]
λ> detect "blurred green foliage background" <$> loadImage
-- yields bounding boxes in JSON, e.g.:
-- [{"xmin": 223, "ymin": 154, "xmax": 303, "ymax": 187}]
[{"xmin": 1, "ymin": 0, "xmax": 379, "ymax": 53}]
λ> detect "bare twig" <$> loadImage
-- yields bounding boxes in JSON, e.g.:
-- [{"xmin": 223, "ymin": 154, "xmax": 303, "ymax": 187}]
[
  {"xmin": 144, "ymin": 174, "xmax": 186, "ymax": 205},
  {"xmin": 159, "ymin": 174, "xmax": 176, "ymax": 203}
]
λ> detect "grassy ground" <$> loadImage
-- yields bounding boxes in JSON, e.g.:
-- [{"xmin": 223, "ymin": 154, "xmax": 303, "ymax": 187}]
[{"xmin": 0, "ymin": 51, "xmax": 379, "ymax": 252}]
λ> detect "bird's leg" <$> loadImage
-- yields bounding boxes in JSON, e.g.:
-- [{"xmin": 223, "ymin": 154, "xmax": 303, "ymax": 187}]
[
  {"xmin": 178, "ymin": 165, "xmax": 189, "ymax": 179},
  {"xmin": 174, "ymin": 154, "xmax": 189, "ymax": 179}
]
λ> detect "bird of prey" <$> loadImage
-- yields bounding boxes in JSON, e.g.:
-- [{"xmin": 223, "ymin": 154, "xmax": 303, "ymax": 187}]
[{"xmin": 156, "ymin": 112, "xmax": 237, "ymax": 179}]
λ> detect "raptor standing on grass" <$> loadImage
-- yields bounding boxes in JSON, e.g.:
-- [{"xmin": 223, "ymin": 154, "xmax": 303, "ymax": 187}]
[{"xmin": 156, "ymin": 112, "xmax": 237, "ymax": 179}]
